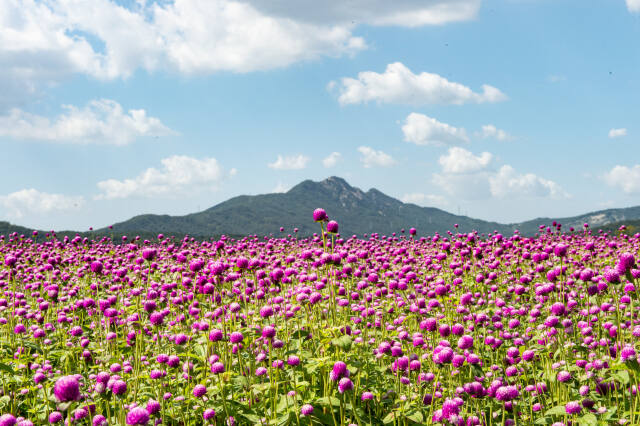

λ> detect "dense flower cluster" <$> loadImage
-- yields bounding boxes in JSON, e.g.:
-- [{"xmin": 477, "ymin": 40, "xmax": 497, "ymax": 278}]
[{"xmin": 0, "ymin": 213, "xmax": 637, "ymax": 425}]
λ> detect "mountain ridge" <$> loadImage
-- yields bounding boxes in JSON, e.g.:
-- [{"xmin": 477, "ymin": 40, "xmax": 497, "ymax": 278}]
[{"xmin": 2, "ymin": 176, "xmax": 640, "ymax": 238}]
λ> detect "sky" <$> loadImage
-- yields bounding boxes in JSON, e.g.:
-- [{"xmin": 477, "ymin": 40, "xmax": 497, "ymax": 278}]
[{"xmin": 1, "ymin": 0, "xmax": 640, "ymax": 231}]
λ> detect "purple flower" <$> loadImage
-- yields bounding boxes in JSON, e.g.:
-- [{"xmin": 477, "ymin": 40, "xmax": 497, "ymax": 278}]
[
  {"xmin": 0, "ymin": 415, "xmax": 16, "ymax": 426},
  {"xmin": 287, "ymin": 355, "xmax": 300, "ymax": 367},
  {"xmin": 621, "ymin": 346, "xmax": 636, "ymax": 362},
  {"xmin": 327, "ymin": 221, "xmax": 339, "ymax": 233},
  {"xmin": 203, "ymin": 409, "xmax": 216, "ymax": 420},
  {"xmin": 209, "ymin": 329, "xmax": 223, "ymax": 342},
  {"xmin": 126, "ymin": 407, "xmax": 150, "ymax": 425},
  {"xmin": 338, "ymin": 377, "xmax": 354, "ymax": 393},
  {"xmin": 90, "ymin": 261, "xmax": 103, "ymax": 274},
  {"xmin": 557, "ymin": 371, "xmax": 571, "ymax": 382},
  {"xmin": 142, "ymin": 248, "xmax": 157, "ymax": 261},
  {"xmin": 211, "ymin": 362, "xmax": 225, "ymax": 374},
  {"xmin": 193, "ymin": 384, "xmax": 207, "ymax": 397},
  {"xmin": 313, "ymin": 208, "xmax": 327, "ymax": 222},
  {"xmin": 330, "ymin": 361, "xmax": 349, "ymax": 381},
  {"xmin": 361, "ymin": 392, "xmax": 374, "ymax": 401},
  {"xmin": 146, "ymin": 400, "xmax": 161, "ymax": 415},
  {"xmin": 4, "ymin": 256, "xmax": 17, "ymax": 267},
  {"xmin": 301, "ymin": 404, "xmax": 314, "ymax": 416},
  {"xmin": 112, "ymin": 380, "xmax": 127, "ymax": 395},
  {"xmin": 53, "ymin": 375, "xmax": 81, "ymax": 402},
  {"xmin": 49, "ymin": 412, "xmax": 63, "ymax": 424},
  {"xmin": 457, "ymin": 335, "xmax": 473, "ymax": 349},
  {"xmin": 93, "ymin": 415, "xmax": 107, "ymax": 426},
  {"xmin": 495, "ymin": 385, "xmax": 518, "ymax": 401},
  {"xmin": 565, "ymin": 401, "xmax": 581, "ymax": 415},
  {"xmin": 229, "ymin": 332, "xmax": 244, "ymax": 344},
  {"xmin": 262, "ymin": 326, "xmax": 276, "ymax": 339}
]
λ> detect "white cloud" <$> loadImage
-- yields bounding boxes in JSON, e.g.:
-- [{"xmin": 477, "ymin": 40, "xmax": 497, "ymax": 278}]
[
  {"xmin": 241, "ymin": 0, "xmax": 480, "ymax": 27},
  {"xmin": 478, "ymin": 124, "xmax": 512, "ymax": 141},
  {"xmin": 603, "ymin": 165, "xmax": 640, "ymax": 193},
  {"xmin": 272, "ymin": 182, "xmax": 290, "ymax": 193},
  {"xmin": 608, "ymin": 128, "xmax": 627, "ymax": 139},
  {"xmin": 333, "ymin": 62, "xmax": 507, "ymax": 106},
  {"xmin": 488, "ymin": 165, "xmax": 566, "ymax": 199},
  {"xmin": 358, "ymin": 146, "xmax": 396, "ymax": 168},
  {"xmin": 439, "ymin": 147, "xmax": 492, "ymax": 174},
  {"xmin": 432, "ymin": 149, "xmax": 566, "ymax": 200},
  {"xmin": 322, "ymin": 152, "xmax": 342, "ymax": 168},
  {"xmin": 402, "ymin": 113, "xmax": 469, "ymax": 146},
  {"xmin": 627, "ymin": 0, "xmax": 640, "ymax": 12},
  {"xmin": 0, "ymin": 99, "xmax": 173, "ymax": 145},
  {"xmin": 401, "ymin": 192, "xmax": 449, "ymax": 207},
  {"xmin": 268, "ymin": 154, "xmax": 310, "ymax": 170},
  {"xmin": 96, "ymin": 155, "xmax": 235, "ymax": 199},
  {"xmin": 0, "ymin": 189, "xmax": 84, "ymax": 219}
]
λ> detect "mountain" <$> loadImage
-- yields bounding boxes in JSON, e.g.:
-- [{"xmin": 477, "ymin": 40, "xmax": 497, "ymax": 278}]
[
  {"xmin": 3, "ymin": 177, "xmax": 640, "ymax": 239},
  {"xmin": 100, "ymin": 176, "xmax": 511, "ymax": 237}
]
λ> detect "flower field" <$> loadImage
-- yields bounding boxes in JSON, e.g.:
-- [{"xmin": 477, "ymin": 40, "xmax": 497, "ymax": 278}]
[{"xmin": 0, "ymin": 210, "xmax": 639, "ymax": 425}]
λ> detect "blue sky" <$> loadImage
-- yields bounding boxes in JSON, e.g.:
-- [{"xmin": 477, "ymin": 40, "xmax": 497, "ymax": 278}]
[{"xmin": 1, "ymin": 0, "xmax": 639, "ymax": 230}]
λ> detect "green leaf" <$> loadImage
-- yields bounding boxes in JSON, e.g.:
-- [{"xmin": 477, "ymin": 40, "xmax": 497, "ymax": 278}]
[
  {"xmin": 578, "ymin": 413, "xmax": 597, "ymax": 426},
  {"xmin": 316, "ymin": 396, "xmax": 340, "ymax": 407},
  {"xmin": 0, "ymin": 363, "xmax": 15, "ymax": 374},
  {"xmin": 405, "ymin": 410, "xmax": 424, "ymax": 423},
  {"xmin": 544, "ymin": 405, "xmax": 566, "ymax": 416},
  {"xmin": 331, "ymin": 335, "xmax": 352, "ymax": 351},
  {"xmin": 613, "ymin": 370, "xmax": 630, "ymax": 385},
  {"xmin": 383, "ymin": 412, "xmax": 396, "ymax": 424}
]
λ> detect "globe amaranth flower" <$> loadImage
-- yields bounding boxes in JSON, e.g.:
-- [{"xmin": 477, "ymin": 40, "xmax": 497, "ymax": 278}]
[
  {"xmin": 126, "ymin": 407, "xmax": 150, "ymax": 425},
  {"xmin": 211, "ymin": 362, "xmax": 225, "ymax": 374},
  {"xmin": 330, "ymin": 361, "xmax": 349, "ymax": 381},
  {"xmin": 192, "ymin": 384, "xmax": 207, "ymax": 398},
  {"xmin": 54, "ymin": 375, "xmax": 81, "ymax": 402},
  {"xmin": 112, "ymin": 380, "xmax": 127, "ymax": 395},
  {"xmin": 300, "ymin": 404, "xmax": 314, "ymax": 416},
  {"xmin": 457, "ymin": 335, "xmax": 473, "ymax": 349},
  {"xmin": 557, "ymin": 371, "xmax": 571, "ymax": 382},
  {"xmin": 338, "ymin": 377, "xmax": 354, "ymax": 393},
  {"xmin": 146, "ymin": 400, "xmax": 161, "ymax": 415},
  {"xmin": 565, "ymin": 401, "xmax": 582, "ymax": 415},
  {"xmin": 0, "ymin": 415, "xmax": 16, "ymax": 426},
  {"xmin": 48, "ymin": 412, "xmax": 63, "ymax": 424},
  {"xmin": 313, "ymin": 208, "xmax": 328, "ymax": 222},
  {"xmin": 326, "ymin": 221, "xmax": 339, "ymax": 233},
  {"xmin": 229, "ymin": 332, "xmax": 243, "ymax": 344},
  {"xmin": 495, "ymin": 385, "xmax": 518, "ymax": 401},
  {"xmin": 92, "ymin": 415, "xmax": 108, "ymax": 426},
  {"xmin": 203, "ymin": 409, "xmax": 216, "ymax": 420}
]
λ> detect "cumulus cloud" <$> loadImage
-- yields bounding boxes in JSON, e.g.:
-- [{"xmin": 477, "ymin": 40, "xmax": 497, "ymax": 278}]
[
  {"xmin": 401, "ymin": 192, "xmax": 449, "ymax": 207},
  {"xmin": 241, "ymin": 0, "xmax": 480, "ymax": 27},
  {"xmin": 268, "ymin": 155, "xmax": 310, "ymax": 170},
  {"xmin": 358, "ymin": 146, "xmax": 396, "ymax": 168},
  {"xmin": 96, "ymin": 155, "xmax": 235, "ymax": 199},
  {"xmin": 322, "ymin": 152, "xmax": 342, "ymax": 168},
  {"xmin": 477, "ymin": 124, "xmax": 512, "ymax": 141},
  {"xmin": 488, "ymin": 165, "xmax": 567, "ymax": 199},
  {"xmin": 0, "ymin": 99, "xmax": 173, "ymax": 145},
  {"xmin": 402, "ymin": 113, "xmax": 469, "ymax": 146},
  {"xmin": 333, "ymin": 62, "xmax": 507, "ymax": 106},
  {"xmin": 603, "ymin": 165, "xmax": 640, "ymax": 193},
  {"xmin": 438, "ymin": 147, "xmax": 492, "ymax": 174},
  {"xmin": 608, "ymin": 128, "xmax": 627, "ymax": 139},
  {"xmin": 0, "ymin": 189, "xmax": 84, "ymax": 219},
  {"xmin": 432, "ymin": 149, "xmax": 566, "ymax": 200},
  {"xmin": 627, "ymin": 0, "xmax": 640, "ymax": 12},
  {"xmin": 272, "ymin": 182, "xmax": 290, "ymax": 193}
]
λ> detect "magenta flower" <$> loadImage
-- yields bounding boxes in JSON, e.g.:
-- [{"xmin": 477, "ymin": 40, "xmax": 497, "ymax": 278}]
[{"xmin": 53, "ymin": 375, "xmax": 81, "ymax": 402}]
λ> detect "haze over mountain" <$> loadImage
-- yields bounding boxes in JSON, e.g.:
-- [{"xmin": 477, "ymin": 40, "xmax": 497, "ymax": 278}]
[{"xmin": 2, "ymin": 177, "xmax": 640, "ymax": 239}]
